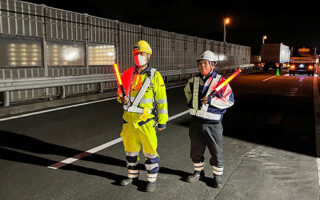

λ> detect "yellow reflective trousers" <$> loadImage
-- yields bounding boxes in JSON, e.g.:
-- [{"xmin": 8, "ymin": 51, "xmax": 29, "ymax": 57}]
[
  {"xmin": 118, "ymin": 66, "xmax": 167, "ymax": 181},
  {"xmin": 120, "ymin": 115, "xmax": 158, "ymax": 158}
]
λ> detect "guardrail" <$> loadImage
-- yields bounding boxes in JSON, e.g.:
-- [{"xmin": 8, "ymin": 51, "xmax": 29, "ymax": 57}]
[{"xmin": 0, "ymin": 64, "xmax": 254, "ymax": 107}]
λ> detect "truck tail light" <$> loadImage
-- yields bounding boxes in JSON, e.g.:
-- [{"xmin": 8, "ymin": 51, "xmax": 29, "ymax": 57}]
[
  {"xmin": 289, "ymin": 65, "xmax": 296, "ymax": 70},
  {"xmin": 308, "ymin": 65, "xmax": 314, "ymax": 70}
]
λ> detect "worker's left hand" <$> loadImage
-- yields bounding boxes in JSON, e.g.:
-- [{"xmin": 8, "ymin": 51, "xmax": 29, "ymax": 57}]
[
  {"xmin": 158, "ymin": 127, "xmax": 166, "ymax": 131},
  {"xmin": 201, "ymin": 96, "xmax": 209, "ymax": 104}
]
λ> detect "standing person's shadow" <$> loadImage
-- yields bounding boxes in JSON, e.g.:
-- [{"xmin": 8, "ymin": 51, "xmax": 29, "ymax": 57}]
[
  {"xmin": 0, "ymin": 130, "xmax": 128, "ymax": 183},
  {"xmin": 0, "ymin": 130, "xmax": 190, "ymax": 188}
]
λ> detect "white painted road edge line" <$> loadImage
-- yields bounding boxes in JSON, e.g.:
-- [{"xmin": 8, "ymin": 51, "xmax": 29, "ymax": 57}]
[
  {"xmin": 0, "ymin": 85, "xmax": 187, "ymax": 122},
  {"xmin": 48, "ymin": 110, "xmax": 190, "ymax": 169},
  {"xmin": 1, "ymin": 71, "xmax": 249, "ymax": 122},
  {"xmin": 262, "ymin": 75, "xmax": 277, "ymax": 82},
  {"xmin": 313, "ymin": 76, "xmax": 320, "ymax": 186},
  {"xmin": 0, "ymin": 97, "xmax": 118, "ymax": 122}
]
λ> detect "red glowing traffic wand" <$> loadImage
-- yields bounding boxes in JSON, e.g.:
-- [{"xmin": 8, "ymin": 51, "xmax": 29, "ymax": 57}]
[
  {"xmin": 214, "ymin": 68, "xmax": 242, "ymax": 93},
  {"xmin": 113, "ymin": 63, "xmax": 126, "ymax": 96}
]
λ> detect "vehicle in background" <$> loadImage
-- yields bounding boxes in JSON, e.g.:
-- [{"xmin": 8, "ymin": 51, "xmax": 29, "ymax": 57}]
[
  {"xmin": 289, "ymin": 47, "xmax": 316, "ymax": 76},
  {"xmin": 250, "ymin": 55, "xmax": 262, "ymax": 69},
  {"xmin": 261, "ymin": 43, "xmax": 290, "ymax": 71}
]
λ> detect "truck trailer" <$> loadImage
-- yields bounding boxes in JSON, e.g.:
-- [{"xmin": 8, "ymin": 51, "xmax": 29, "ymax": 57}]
[
  {"xmin": 261, "ymin": 43, "xmax": 290, "ymax": 71},
  {"xmin": 289, "ymin": 47, "xmax": 316, "ymax": 76}
]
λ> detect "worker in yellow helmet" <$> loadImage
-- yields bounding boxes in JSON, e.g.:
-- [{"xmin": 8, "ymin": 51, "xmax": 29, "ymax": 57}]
[{"xmin": 117, "ymin": 40, "xmax": 168, "ymax": 192}]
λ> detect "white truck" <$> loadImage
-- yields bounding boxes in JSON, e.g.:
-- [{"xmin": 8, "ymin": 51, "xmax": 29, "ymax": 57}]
[{"xmin": 261, "ymin": 43, "xmax": 290, "ymax": 71}]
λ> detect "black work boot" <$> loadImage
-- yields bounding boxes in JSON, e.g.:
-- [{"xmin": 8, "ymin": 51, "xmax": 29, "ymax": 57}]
[
  {"xmin": 145, "ymin": 181, "xmax": 156, "ymax": 192},
  {"xmin": 213, "ymin": 175, "xmax": 222, "ymax": 189},
  {"xmin": 187, "ymin": 170, "xmax": 204, "ymax": 183},
  {"xmin": 120, "ymin": 177, "xmax": 138, "ymax": 186}
]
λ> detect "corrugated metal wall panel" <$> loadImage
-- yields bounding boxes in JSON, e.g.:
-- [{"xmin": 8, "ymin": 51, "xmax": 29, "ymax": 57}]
[
  {"xmin": 0, "ymin": 0, "xmax": 40, "ymax": 36},
  {"xmin": 174, "ymin": 33, "xmax": 185, "ymax": 70},
  {"xmin": 0, "ymin": 0, "xmax": 251, "ymax": 104},
  {"xmin": 185, "ymin": 36, "xmax": 195, "ymax": 69},
  {"xmin": 118, "ymin": 22, "xmax": 140, "ymax": 71}
]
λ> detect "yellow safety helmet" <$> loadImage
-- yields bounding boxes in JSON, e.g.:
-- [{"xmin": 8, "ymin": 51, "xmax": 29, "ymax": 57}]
[{"xmin": 132, "ymin": 40, "xmax": 152, "ymax": 55}]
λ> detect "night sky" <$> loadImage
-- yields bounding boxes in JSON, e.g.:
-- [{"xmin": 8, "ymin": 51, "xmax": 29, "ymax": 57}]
[{"xmin": 24, "ymin": 0, "xmax": 320, "ymax": 54}]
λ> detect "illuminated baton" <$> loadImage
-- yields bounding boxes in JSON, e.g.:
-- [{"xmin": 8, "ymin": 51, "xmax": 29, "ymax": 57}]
[
  {"xmin": 113, "ymin": 63, "xmax": 126, "ymax": 96},
  {"xmin": 214, "ymin": 68, "xmax": 242, "ymax": 93}
]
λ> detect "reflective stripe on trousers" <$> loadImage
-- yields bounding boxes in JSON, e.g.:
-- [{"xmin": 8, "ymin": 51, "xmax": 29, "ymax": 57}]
[
  {"xmin": 144, "ymin": 152, "xmax": 160, "ymax": 182},
  {"xmin": 125, "ymin": 151, "xmax": 139, "ymax": 178},
  {"xmin": 193, "ymin": 161, "xmax": 205, "ymax": 171},
  {"xmin": 121, "ymin": 118, "xmax": 159, "ymax": 181},
  {"xmin": 189, "ymin": 118, "xmax": 224, "ymax": 170}
]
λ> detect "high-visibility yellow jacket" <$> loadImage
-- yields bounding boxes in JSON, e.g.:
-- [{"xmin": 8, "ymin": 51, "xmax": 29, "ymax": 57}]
[{"xmin": 117, "ymin": 65, "xmax": 168, "ymax": 128}]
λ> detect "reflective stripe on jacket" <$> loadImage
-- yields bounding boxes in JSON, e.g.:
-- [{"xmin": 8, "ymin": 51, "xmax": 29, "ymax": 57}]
[
  {"xmin": 117, "ymin": 65, "xmax": 168, "ymax": 128},
  {"xmin": 184, "ymin": 70, "xmax": 234, "ymax": 122}
]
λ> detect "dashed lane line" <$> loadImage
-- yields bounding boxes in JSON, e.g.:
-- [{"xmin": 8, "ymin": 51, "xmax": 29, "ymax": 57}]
[
  {"xmin": 262, "ymin": 75, "xmax": 277, "ymax": 82},
  {"xmin": 48, "ymin": 110, "xmax": 189, "ymax": 169}
]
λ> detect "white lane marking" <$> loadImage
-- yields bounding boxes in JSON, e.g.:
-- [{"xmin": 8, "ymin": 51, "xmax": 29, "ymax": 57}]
[
  {"xmin": 48, "ymin": 109, "xmax": 190, "ymax": 169},
  {"xmin": 0, "ymin": 85, "xmax": 188, "ymax": 122},
  {"xmin": 168, "ymin": 110, "xmax": 189, "ymax": 121},
  {"xmin": 0, "ymin": 97, "xmax": 117, "ymax": 122},
  {"xmin": 1, "ymin": 70, "xmax": 255, "ymax": 122},
  {"xmin": 86, "ymin": 137, "xmax": 123, "ymax": 154},
  {"xmin": 313, "ymin": 76, "xmax": 320, "ymax": 186},
  {"xmin": 48, "ymin": 137, "xmax": 123, "ymax": 169},
  {"xmin": 167, "ymin": 84, "xmax": 186, "ymax": 89},
  {"xmin": 262, "ymin": 75, "xmax": 277, "ymax": 82}
]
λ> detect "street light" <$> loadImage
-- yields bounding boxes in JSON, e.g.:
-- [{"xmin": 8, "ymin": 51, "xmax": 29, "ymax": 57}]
[
  {"xmin": 262, "ymin": 35, "xmax": 267, "ymax": 44},
  {"xmin": 223, "ymin": 17, "xmax": 230, "ymax": 43}
]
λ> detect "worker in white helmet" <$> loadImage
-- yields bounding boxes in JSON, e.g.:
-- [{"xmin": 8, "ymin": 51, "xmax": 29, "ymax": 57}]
[{"xmin": 184, "ymin": 50, "xmax": 234, "ymax": 188}]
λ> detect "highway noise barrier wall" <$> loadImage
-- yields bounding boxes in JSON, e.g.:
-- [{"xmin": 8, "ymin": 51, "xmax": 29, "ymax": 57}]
[{"xmin": 0, "ymin": 0, "xmax": 251, "ymax": 105}]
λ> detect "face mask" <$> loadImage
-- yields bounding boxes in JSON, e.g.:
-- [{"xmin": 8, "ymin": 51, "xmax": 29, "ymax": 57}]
[{"xmin": 134, "ymin": 54, "xmax": 147, "ymax": 67}]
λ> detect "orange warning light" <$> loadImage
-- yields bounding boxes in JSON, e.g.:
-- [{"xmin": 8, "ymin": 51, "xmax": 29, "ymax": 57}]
[{"xmin": 215, "ymin": 68, "xmax": 241, "ymax": 92}]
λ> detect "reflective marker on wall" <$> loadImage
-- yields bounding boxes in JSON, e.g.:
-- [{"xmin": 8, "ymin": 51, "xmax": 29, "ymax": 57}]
[
  {"xmin": 47, "ymin": 43, "xmax": 85, "ymax": 66},
  {"xmin": 7, "ymin": 42, "xmax": 41, "ymax": 67},
  {"xmin": 88, "ymin": 45, "xmax": 115, "ymax": 66}
]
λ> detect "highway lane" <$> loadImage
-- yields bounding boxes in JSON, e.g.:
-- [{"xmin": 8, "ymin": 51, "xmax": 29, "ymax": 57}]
[{"xmin": 0, "ymin": 70, "xmax": 319, "ymax": 200}]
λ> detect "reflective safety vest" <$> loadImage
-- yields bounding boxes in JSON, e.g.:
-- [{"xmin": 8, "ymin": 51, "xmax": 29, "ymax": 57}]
[
  {"xmin": 184, "ymin": 71, "xmax": 234, "ymax": 122},
  {"xmin": 124, "ymin": 68, "xmax": 157, "ymax": 114},
  {"xmin": 189, "ymin": 74, "xmax": 223, "ymax": 121},
  {"xmin": 118, "ymin": 66, "xmax": 168, "ymax": 128}
]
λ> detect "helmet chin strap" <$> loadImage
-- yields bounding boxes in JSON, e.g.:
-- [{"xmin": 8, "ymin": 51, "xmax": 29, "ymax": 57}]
[{"xmin": 137, "ymin": 63, "xmax": 148, "ymax": 73}]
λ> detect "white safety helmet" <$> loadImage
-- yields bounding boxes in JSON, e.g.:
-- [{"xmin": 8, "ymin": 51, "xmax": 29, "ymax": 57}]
[{"xmin": 197, "ymin": 50, "xmax": 217, "ymax": 63}]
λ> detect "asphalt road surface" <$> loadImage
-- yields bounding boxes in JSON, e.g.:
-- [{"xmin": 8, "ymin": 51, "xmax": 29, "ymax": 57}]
[{"xmin": 0, "ymin": 69, "xmax": 319, "ymax": 200}]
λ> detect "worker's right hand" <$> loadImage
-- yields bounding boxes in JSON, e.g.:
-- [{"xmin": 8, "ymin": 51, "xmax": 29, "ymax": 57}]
[{"xmin": 120, "ymin": 96, "xmax": 129, "ymax": 104}]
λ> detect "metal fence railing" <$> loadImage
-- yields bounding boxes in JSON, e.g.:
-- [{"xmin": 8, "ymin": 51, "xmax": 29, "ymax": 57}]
[{"xmin": 0, "ymin": 64, "xmax": 254, "ymax": 106}]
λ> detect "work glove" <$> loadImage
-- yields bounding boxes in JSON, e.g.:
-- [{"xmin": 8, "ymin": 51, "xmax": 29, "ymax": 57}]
[
  {"xmin": 203, "ymin": 92, "xmax": 223, "ymax": 105},
  {"xmin": 157, "ymin": 124, "xmax": 166, "ymax": 132},
  {"xmin": 213, "ymin": 92, "xmax": 222, "ymax": 98},
  {"xmin": 119, "ymin": 96, "xmax": 129, "ymax": 104}
]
